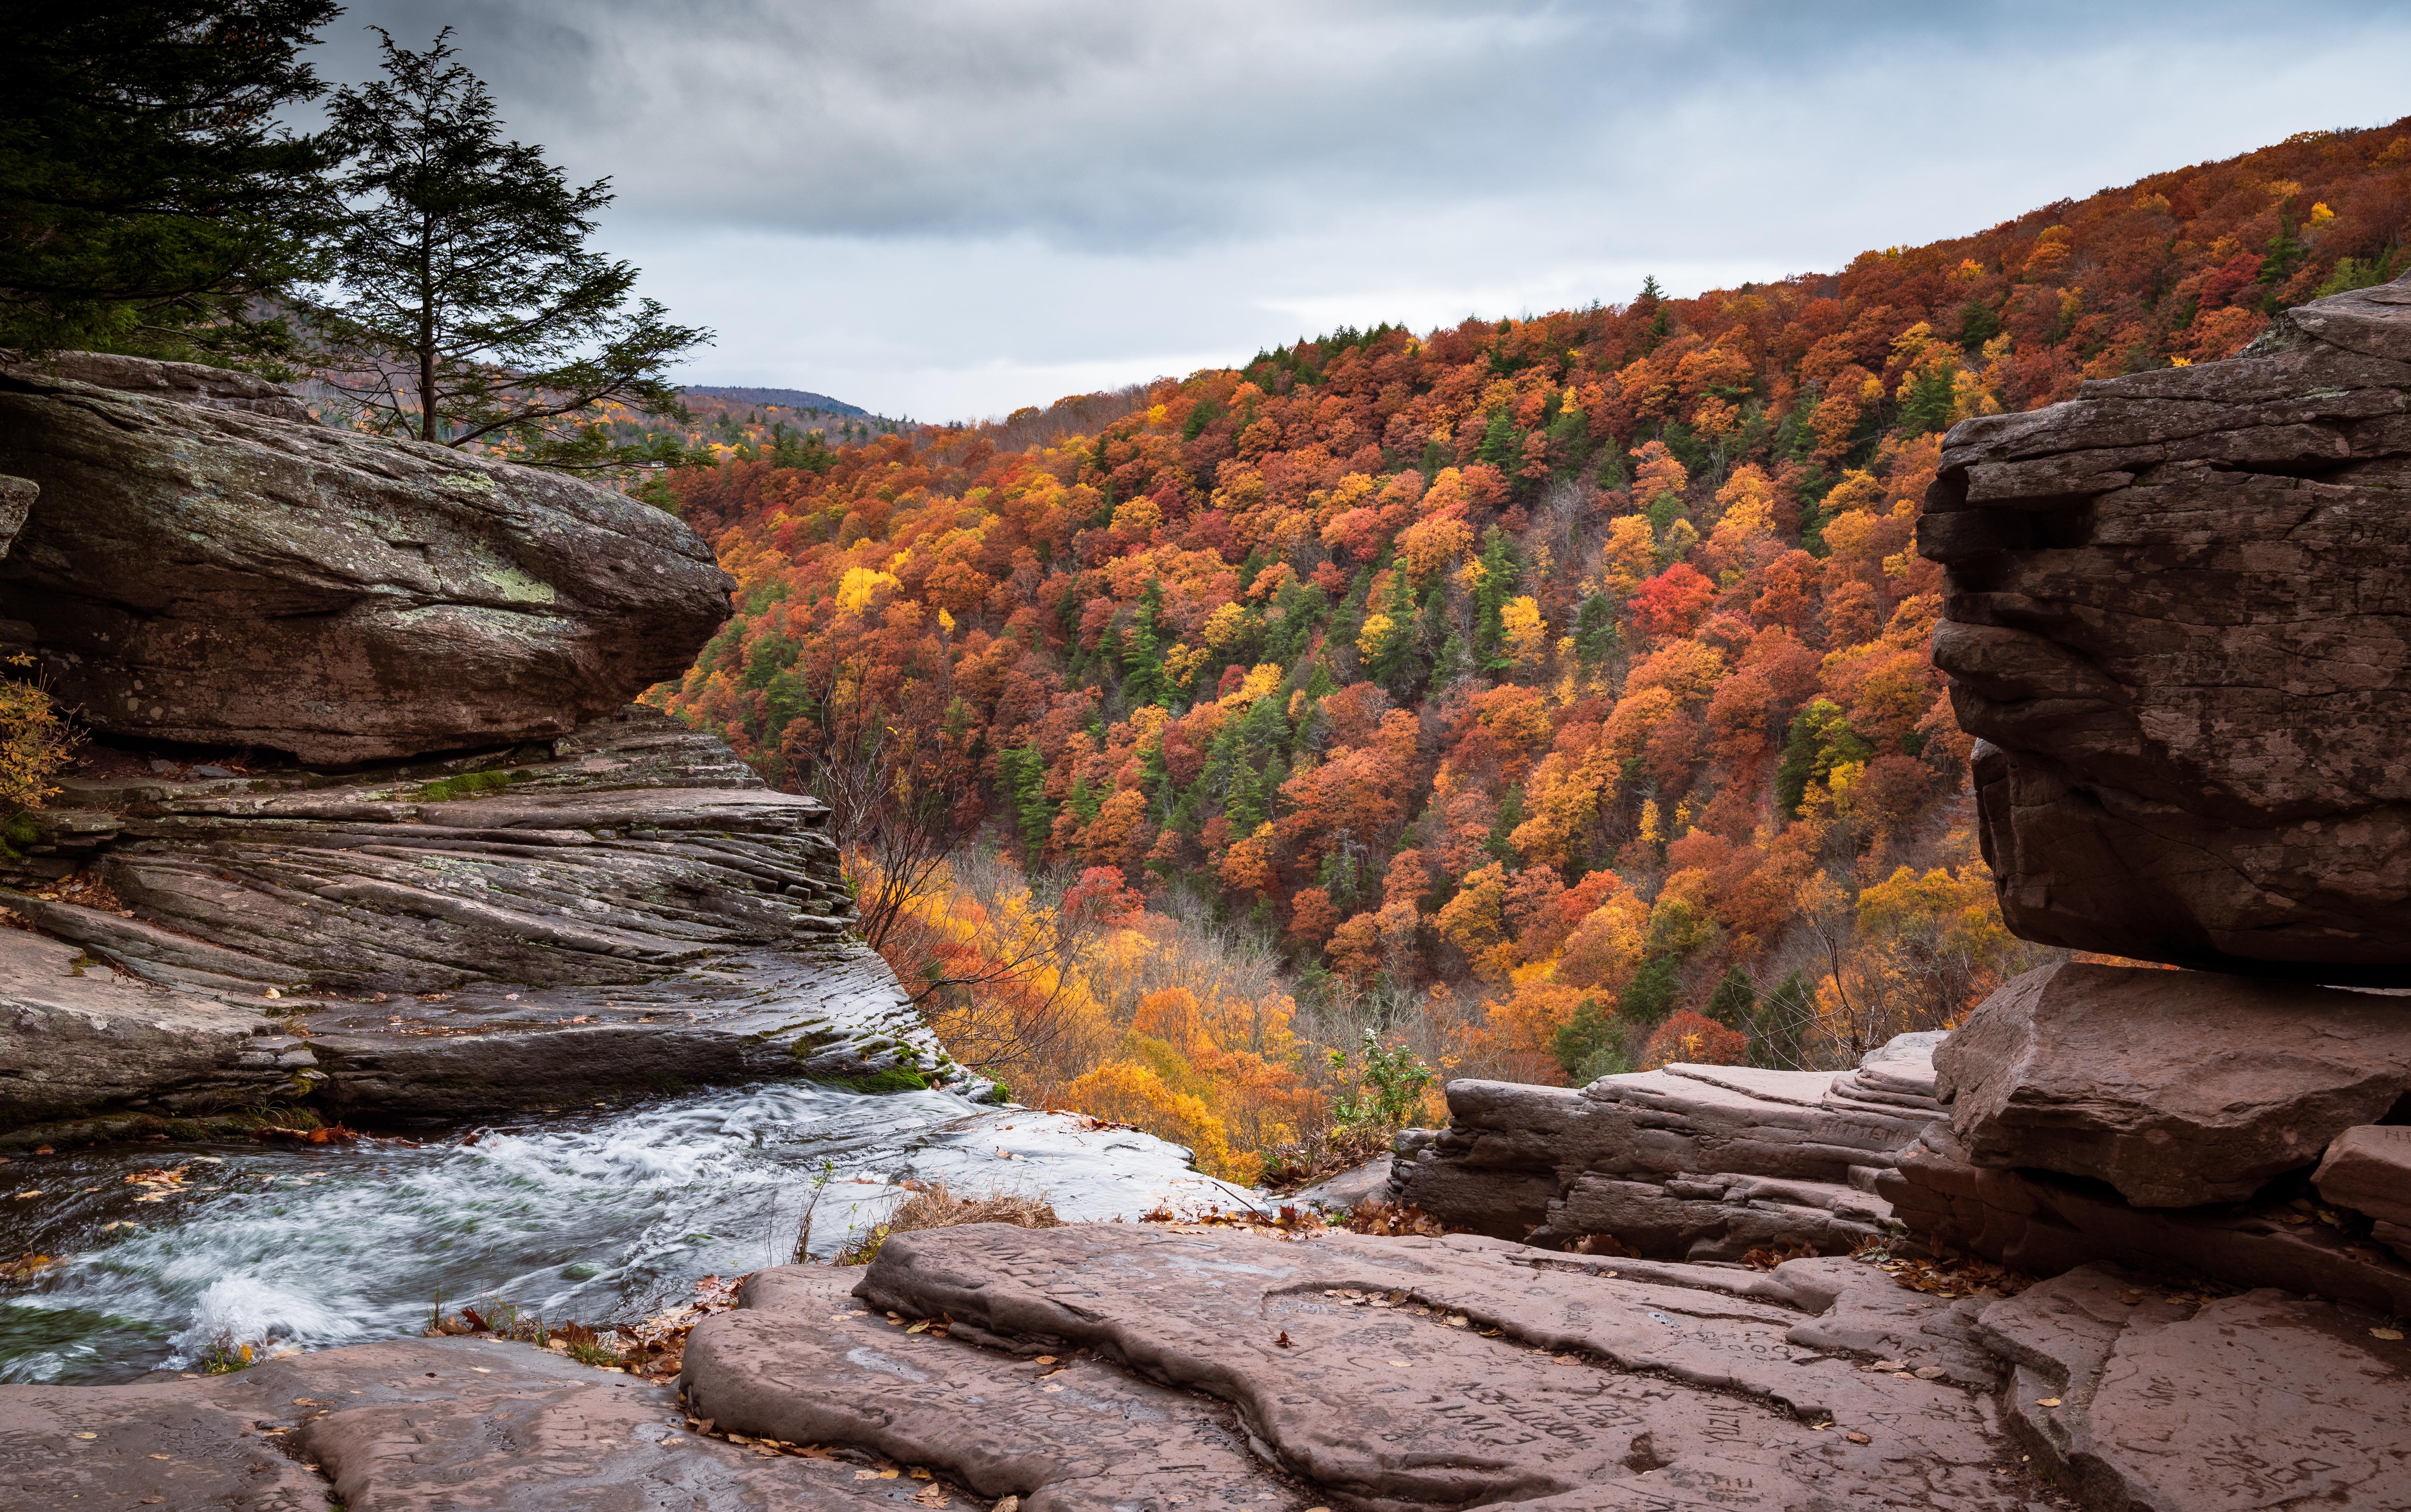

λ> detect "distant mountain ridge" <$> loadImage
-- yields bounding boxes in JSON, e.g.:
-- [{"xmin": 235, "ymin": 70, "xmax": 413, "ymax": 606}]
[{"xmin": 683, "ymin": 384, "xmax": 867, "ymax": 417}]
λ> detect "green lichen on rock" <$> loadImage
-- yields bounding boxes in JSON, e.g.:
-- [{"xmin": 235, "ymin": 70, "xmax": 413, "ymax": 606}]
[
  {"xmin": 824, "ymin": 1067, "xmax": 928, "ymax": 1095},
  {"xmin": 414, "ymin": 768, "xmax": 528, "ymax": 801}
]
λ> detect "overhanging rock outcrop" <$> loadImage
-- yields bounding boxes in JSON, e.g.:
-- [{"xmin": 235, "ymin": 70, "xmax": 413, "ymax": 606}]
[
  {"xmin": 1918, "ymin": 273, "xmax": 2411, "ymax": 985},
  {"xmin": 0, "ymin": 355, "xmax": 733, "ymax": 764}
]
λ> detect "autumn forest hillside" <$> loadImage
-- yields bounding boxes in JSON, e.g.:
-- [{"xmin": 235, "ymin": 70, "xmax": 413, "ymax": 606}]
[{"xmin": 652, "ymin": 122, "xmax": 2411, "ymax": 1179}]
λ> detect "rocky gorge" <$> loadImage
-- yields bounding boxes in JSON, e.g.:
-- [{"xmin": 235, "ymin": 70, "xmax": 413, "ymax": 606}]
[{"xmin": 7, "ymin": 277, "xmax": 2411, "ymax": 1511}]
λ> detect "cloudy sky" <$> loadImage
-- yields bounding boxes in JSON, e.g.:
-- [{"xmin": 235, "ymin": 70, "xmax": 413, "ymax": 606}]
[{"xmin": 311, "ymin": 1, "xmax": 2411, "ymax": 421}]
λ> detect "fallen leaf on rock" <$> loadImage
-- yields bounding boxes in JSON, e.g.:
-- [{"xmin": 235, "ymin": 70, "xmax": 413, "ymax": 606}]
[
  {"xmin": 73, "ymin": 1431, "xmax": 96, "ymax": 1439},
  {"xmin": 2373, "ymin": 1328, "xmax": 2404, "ymax": 1341},
  {"xmin": 1913, "ymin": 1365, "xmax": 1946, "ymax": 1379},
  {"xmin": 1040, "ymin": 1383, "xmax": 1063, "ymax": 1393},
  {"xmin": 12, "ymin": 1190, "xmax": 42, "ymax": 1200},
  {"xmin": 1033, "ymin": 1355, "xmax": 1056, "ymax": 1365},
  {"xmin": 856, "ymin": 1470, "xmax": 880, "ymax": 1481},
  {"xmin": 2035, "ymin": 1398, "xmax": 2063, "ymax": 1407},
  {"xmin": 914, "ymin": 1487, "xmax": 949, "ymax": 1508},
  {"xmin": 147, "ymin": 1453, "xmax": 170, "ymax": 1460},
  {"xmin": 994, "ymin": 1498, "xmax": 1020, "ymax": 1512},
  {"xmin": 1274, "ymin": 1331, "xmax": 1292, "ymax": 1349},
  {"xmin": 1845, "ymin": 1431, "xmax": 1872, "ymax": 1445}
]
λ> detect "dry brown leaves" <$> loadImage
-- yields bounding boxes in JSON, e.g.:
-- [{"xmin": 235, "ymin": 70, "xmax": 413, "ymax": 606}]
[
  {"xmin": 4, "ymin": 1252, "xmax": 57, "ymax": 1282},
  {"xmin": 618, "ymin": 1273, "xmax": 747, "ymax": 1379},
  {"xmin": 1867, "ymin": 1250, "xmax": 2033, "ymax": 1300},
  {"xmin": 250, "ymin": 1125, "xmax": 359, "ymax": 1145},
  {"xmin": 1742, "ymin": 1242, "xmax": 1823, "ymax": 1270},
  {"xmin": 27, "ymin": 871, "xmax": 133, "ymax": 917},
  {"xmin": 1344, "ymin": 1201, "xmax": 1464, "ymax": 1238},
  {"xmin": 1565, "ymin": 1233, "xmax": 1636, "ymax": 1258}
]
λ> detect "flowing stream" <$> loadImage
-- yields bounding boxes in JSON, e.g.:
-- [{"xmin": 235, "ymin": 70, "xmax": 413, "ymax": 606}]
[{"xmin": 0, "ymin": 1083, "xmax": 1251, "ymax": 1385}]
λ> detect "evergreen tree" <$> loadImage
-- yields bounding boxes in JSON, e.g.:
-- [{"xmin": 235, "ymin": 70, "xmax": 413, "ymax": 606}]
[
  {"xmin": 309, "ymin": 29, "xmax": 709, "ymax": 464},
  {"xmin": 1, "ymin": 1, "xmax": 340, "ymax": 358},
  {"xmin": 1618, "ymin": 955, "xmax": 1681, "ymax": 1026},
  {"xmin": 996, "ymin": 743, "xmax": 1053, "ymax": 853},
  {"xmin": 1573, "ymin": 593, "xmax": 1619, "ymax": 669},
  {"xmin": 1118, "ymin": 581, "xmax": 1169, "ymax": 708},
  {"xmin": 1706, "ymin": 964, "xmax": 1756, "ymax": 1028},
  {"xmin": 1552, "ymin": 996, "xmax": 1628, "ymax": 1082},
  {"xmin": 1753, "ymin": 969, "xmax": 1817, "ymax": 1069},
  {"xmin": 1366, "ymin": 567, "xmax": 1424, "ymax": 692},
  {"xmin": 1471, "ymin": 528, "xmax": 1518, "ymax": 670}
]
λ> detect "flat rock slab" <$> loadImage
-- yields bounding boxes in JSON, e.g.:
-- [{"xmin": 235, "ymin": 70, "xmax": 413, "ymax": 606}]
[
  {"xmin": 686, "ymin": 1267, "xmax": 1309, "ymax": 1512},
  {"xmin": 0, "ymin": 1334, "xmax": 912, "ymax": 1510},
  {"xmin": 716, "ymin": 1223, "xmax": 2046, "ymax": 1511},
  {"xmin": 1935, "ymin": 962, "xmax": 2411, "ymax": 1207},
  {"xmin": 1977, "ymin": 1264, "xmax": 2411, "ymax": 1511}
]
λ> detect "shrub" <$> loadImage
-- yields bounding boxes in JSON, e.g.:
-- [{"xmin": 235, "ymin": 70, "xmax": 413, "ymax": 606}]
[
  {"xmin": 0, "ymin": 657, "xmax": 79, "ymax": 821},
  {"xmin": 838, "ymin": 1180, "xmax": 1060, "ymax": 1266},
  {"xmin": 1641, "ymin": 1008, "xmax": 1749, "ymax": 1069}
]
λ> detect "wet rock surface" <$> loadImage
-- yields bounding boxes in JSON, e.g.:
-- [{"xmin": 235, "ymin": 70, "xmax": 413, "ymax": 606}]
[
  {"xmin": 0, "ymin": 708, "xmax": 969, "ymax": 1136},
  {"xmin": 0, "ymin": 1335, "xmax": 916, "ymax": 1511},
  {"xmin": 1918, "ymin": 273, "xmax": 2411, "ymax": 984},
  {"xmin": 1389, "ymin": 1039, "xmax": 1943, "ymax": 1257},
  {"xmin": 0, "ymin": 357, "xmax": 732, "ymax": 764},
  {"xmin": 689, "ymin": 1223, "xmax": 2043, "ymax": 1512},
  {"xmin": 1975, "ymin": 1264, "xmax": 2411, "ymax": 1512},
  {"xmin": 1933, "ymin": 962, "xmax": 2411, "ymax": 1207}
]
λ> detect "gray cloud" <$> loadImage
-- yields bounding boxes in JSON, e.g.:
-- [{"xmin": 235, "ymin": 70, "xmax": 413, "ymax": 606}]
[{"xmin": 309, "ymin": 1, "xmax": 2411, "ymax": 416}]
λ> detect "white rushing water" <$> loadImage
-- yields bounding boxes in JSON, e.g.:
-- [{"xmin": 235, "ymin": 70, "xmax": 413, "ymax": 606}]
[{"xmin": 0, "ymin": 1082, "xmax": 1254, "ymax": 1384}]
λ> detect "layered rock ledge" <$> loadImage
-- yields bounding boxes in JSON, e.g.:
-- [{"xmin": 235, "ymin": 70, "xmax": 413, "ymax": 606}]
[
  {"xmin": 1388, "ymin": 1035, "xmax": 1944, "ymax": 1258},
  {"xmin": 0, "ymin": 708, "xmax": 965, "ymax": 1140}
]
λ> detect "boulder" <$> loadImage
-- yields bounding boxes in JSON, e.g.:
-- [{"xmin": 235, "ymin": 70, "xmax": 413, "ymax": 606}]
[
  {"xmin": 1934, "ymin": 962, "xmax": 2411, "ymax": 1207},
  {"xmin": 0, "ymin": 358, "xmax": 732, "ymax": 763},
  {"xmin": 1918, "ymin": 273, "xmax": 2411, "ymax": 984},
  {"xmin": 1974, "ymin": 1264, "xmax": 2411, "ymax": 1512},
  {"xmin": 1389, "ymin": 1035, "xmax": 1944, "ymax": 1257},
  {"xmin": 2316, "ymin": 1125, "xmax": 2411, "ymax": 1230},
  {"xmin": 1290, "ymin": 1152, "xmax": 1393, "ymax": 1210}
]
